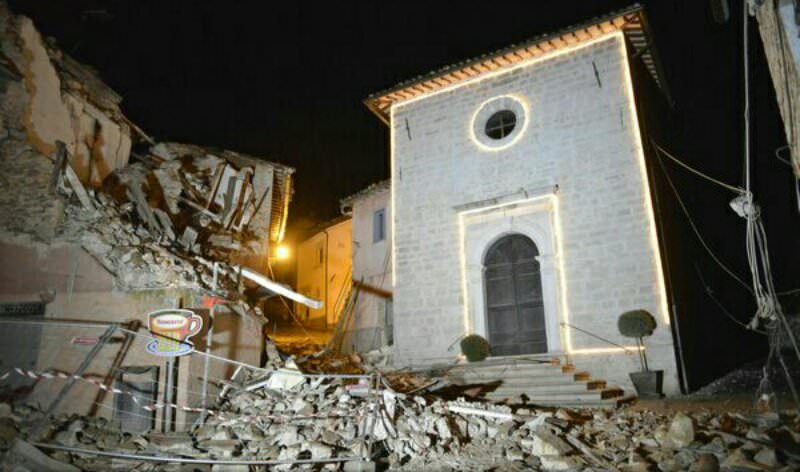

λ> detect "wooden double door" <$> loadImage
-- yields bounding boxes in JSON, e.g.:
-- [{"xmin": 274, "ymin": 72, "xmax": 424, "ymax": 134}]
[{"xmin": 484, "ymin": 234, "xmax": 548, "ymax": 356}]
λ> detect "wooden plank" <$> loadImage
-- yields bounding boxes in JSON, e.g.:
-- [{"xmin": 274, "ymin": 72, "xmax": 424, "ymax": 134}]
[
  {"xmin": 63, "ymin": 151, "xmax": 95, "ymax": 212},
  {"xmin": 353, "ymin": 279, "xmax": 392, "ymax": 299}
]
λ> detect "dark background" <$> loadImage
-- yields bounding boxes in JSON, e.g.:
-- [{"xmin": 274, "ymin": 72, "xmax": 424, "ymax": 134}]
[{"xmin": 9, "ymin": 0, "xmax": 800, "ymax": 389}]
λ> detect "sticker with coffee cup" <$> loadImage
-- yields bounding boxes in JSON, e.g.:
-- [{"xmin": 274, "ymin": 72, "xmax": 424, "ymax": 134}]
[{"xmin": 146, "ymin": 309, "xmax": 203, "ymax": 357}]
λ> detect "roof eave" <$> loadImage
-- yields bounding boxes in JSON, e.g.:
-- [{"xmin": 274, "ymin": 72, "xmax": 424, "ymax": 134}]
[{"xmin": 364, "ymin": 4, "xmax": 671, "ymax": 123}]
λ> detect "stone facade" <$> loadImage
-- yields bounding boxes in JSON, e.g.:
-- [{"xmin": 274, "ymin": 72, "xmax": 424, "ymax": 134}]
[{"xmin": 389, "ymin": 33, "xmax": 679, "ymax": 394}]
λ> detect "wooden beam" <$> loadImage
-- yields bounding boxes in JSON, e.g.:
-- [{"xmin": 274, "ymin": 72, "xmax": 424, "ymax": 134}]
[
  {"xmin": 586, "ymin": 25, "xmax": 603, "ymax": 36},
  {"xmin": 453, "ymin": 70, "xmax": 470, "ymax": 79},
  {"xmin": 353, "ymin": 280, "xmax": 392, "ymax": 299},
  {"xmin": 600, "ymin": 20, "xmax": 616, "ymax": 33},
  {"xmin": 526, "ymin": 45, "xmax": 544, "ymax": 56}
]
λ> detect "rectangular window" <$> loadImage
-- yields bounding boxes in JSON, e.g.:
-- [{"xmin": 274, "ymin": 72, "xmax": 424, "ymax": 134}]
[{"xmin": 373, "ymin": 208, "xmax": 386, "ymax": 243}]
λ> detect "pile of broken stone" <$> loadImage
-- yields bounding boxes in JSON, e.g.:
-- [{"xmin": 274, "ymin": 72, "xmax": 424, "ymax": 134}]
[
  {"xmin": 55, "ymin": 141, "xmax": 284, "ymax": 296},
  {"xmin": 2, "ymin": 370, "xmax": 799, "ymax": 472}
]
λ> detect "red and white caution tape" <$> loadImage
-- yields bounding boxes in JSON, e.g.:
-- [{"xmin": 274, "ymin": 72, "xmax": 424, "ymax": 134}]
[{"xmin": 0, "ymin": 367, "xmax": 360, "ymax": 425}]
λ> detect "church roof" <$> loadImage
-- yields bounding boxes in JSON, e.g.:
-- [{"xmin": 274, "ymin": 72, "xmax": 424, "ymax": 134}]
[{"xmin": 365, "ymin": 4, "xmax": 669, "ymax": 124}]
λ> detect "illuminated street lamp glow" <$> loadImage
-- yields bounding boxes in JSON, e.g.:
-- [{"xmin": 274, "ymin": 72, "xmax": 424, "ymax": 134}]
[{"xmin": 274, "ymin": 245, "xmax": 290, "ymax": 260}]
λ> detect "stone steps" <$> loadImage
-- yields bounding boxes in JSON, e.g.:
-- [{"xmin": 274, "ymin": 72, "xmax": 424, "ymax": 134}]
[
  {"xmin": 447, "ymin": 357, "xmax": 625, "ymax": 408},
  {"xmin": 487, "ymin": 379, "xmax": 607, "ymax": 393},
  {"xmin": 452, "ymin": 371, "xmax": 592, "ymax": 384}
]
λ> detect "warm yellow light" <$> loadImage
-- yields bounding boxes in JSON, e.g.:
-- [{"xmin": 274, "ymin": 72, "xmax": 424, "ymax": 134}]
[
  {"xmin": 569, "ymin": 346, "xmax": 642, "ymax": 355},
  {"xmin": 551, "ymin": 193, "xmax": 572, "ymax": 352},
  {"xmin": 458, "ymin": 193, "xmax": 557, "ymax": 337},
  {"xmin": 618, "ymin": 34, "xmax": 671, "ymax": 326},
  {"xmin": 274, "ymin": 245, "xmax": 290, "ymax": 260},
  {"xmin": 390, "ymin": 106, "xmax": 397, "ymax": 287}
]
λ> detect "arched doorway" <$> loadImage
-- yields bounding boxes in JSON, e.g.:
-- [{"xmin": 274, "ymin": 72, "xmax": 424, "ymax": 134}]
[{"xmin": 484, "ymin": 234, "xmax": 548, "ymax": 356}]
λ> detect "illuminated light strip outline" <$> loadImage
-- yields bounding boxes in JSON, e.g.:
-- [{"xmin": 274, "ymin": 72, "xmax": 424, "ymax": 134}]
[
  {"xmin": 390, "ymin": 106, "xmax": 397, "ymax": 286},
  {"xmin": 468, "ymin": 94, "xmax": 530, "ymax": 152},
  {"xmin": 618, "ymin": 34, "xmax": 671, "ymax": 326},
  {"xmin": 389, "ymin": 32, "xmax": 622, "ymax": 290},
  {"xmin": 393, "ymin": 31, "xmax": 623, "ymax": 112},
  {"xmin": 457, "ymin": 194, "xmax": 555, "ymax": 336},
  {"xmin": 390, "ymin": 31, "xmax": 622, "ymax": 289},
  {"xmin": 456, "ymin": 193, "xmax": 644, "ymax": 355},
  {"xmin": 389, "ymin": 30, "xmax": 670, "ymax": 352}
]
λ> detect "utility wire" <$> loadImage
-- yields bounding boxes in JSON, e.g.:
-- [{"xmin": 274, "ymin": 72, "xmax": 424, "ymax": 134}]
[
  {"xmin": 650, "ymin": 139, "xmax": 754, "ymax": 295},
  {"xmin": 694, "ymin": 264, "xmax": 765, "ymax": 334},
  {"xmin": 652, "ymin": 141, "xmax": 745, "ymax": 194}
]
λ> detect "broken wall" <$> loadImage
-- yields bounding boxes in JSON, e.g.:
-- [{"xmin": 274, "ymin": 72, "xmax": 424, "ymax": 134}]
[
  {"xmin": 1, "ymin": 4, "xmax": 132, "ymax": 189},
  {"xmin": 1, "ymin": 280, "xmax": 263, "ymax": 425},
  {"xmin": 0, "ymin": 3, "xmax": 132, "ymax": 248}
]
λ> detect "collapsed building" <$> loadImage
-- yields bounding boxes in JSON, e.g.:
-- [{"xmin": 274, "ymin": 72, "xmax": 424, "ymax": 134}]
[
  {"xmin": 0, "ymin": 2, "xmax": 302, "ymax": 429},
  {"xmin": 0, "ymin": 2, "xmax": 798, "ymax": 471}
]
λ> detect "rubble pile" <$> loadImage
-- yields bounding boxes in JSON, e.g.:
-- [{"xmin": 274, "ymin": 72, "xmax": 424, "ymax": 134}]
[
  {"xmin": 0, "ymin": 2, "xmax": 134, "ymax": 245},
  {"xmin": 2, "ymin": 370, "xmax": 800, "ymax": 471},
  {"xmin": 56, "ymin": 141, "xmax": 293, "ymax": 293},
  {"xmin": 1, "ymin": 3, "xmax": 295, "ymax": 296}
]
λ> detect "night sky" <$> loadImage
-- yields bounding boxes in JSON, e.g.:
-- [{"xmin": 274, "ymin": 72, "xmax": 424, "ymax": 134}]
[{"xmin": 9, "ymin": 0, "xmax": 799, "ymax": 288}]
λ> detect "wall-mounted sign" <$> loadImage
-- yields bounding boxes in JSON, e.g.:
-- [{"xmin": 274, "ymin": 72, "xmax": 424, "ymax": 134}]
[{"xmin": 146, "ymin": 309, "xmax": 203, "ymax": 357}]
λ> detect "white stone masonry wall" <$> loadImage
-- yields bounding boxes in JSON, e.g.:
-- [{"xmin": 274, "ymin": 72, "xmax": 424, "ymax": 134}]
[{"xmin": 390, "ymin": 33, "xmax": 678, "ymax": 393}]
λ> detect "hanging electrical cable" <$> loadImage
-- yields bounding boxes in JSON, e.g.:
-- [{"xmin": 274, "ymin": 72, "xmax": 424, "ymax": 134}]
[
  {"xmin": 741, "ymin": 0, "xmax": 800, "ymax": 414},
  {"xmin": 694, "ymin": 264, "xmax": 766, "ymax": 334},
  {"xmin": 651, "ymin": 141, "xmax": 745, "ymax": 194},
  {"xmin": 650, "ymin": 139, "xmax": 754, "ymax": 294}
]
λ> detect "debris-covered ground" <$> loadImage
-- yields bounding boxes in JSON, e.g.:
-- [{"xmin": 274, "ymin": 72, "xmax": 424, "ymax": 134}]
[{"xmin": 2, "ymin": 360, "xmax": 800, "ymax": 472}]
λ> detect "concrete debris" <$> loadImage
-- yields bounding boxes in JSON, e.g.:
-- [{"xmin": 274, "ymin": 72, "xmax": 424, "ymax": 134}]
[
  {"xmin": 4, "ymin": 439, "xmax": 80, "ymax": 472},
  {"xmin": 1, "ymin": 373, "xmax": 798, "ymax": 472}
]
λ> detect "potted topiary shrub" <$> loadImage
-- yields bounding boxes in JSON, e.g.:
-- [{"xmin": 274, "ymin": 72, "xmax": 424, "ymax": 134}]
[
  {"xmin": 618, "ymin": 309, "xmax": 664, "ymax": 399},
  {"xmin": 460, "ymin": 334, "xmax": 490, "ymax": 362}
]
